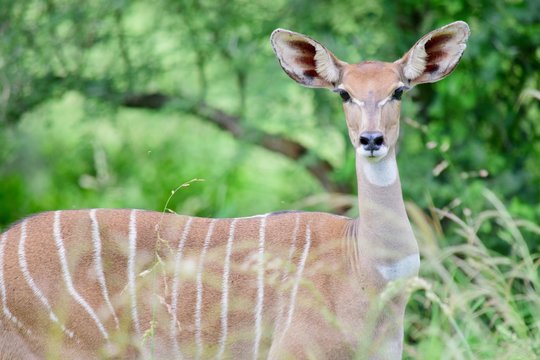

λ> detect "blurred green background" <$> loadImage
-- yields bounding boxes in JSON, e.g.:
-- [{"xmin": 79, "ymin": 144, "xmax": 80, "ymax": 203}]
[{"xmin": 0, "ymin": 0, "xmax": 539, "ymax": 358}]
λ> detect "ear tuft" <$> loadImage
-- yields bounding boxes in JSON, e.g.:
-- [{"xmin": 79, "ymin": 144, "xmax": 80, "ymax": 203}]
[
  {"xmin": 271, "ymin": 29, "xmax": 345, "ymax": 88},
  {"xmin": 400, "ymin": 21, "xmax": 470, "ymax": 85},
  {"xmin": 314, "ymin": 43, "xmax": 341, "ymax": 83},
  {"xmin": 403, "ymin": 43, "xmax": 428, "ymax": 80}
]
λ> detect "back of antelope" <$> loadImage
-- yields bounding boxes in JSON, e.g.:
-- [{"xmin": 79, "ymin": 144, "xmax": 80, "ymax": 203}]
[{"xmin": 0, "ymin": 21, "xmax": 469, "ymax": 359}]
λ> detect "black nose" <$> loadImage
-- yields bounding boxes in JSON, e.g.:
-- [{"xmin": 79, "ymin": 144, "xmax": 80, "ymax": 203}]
[{"xmin": 359, "ymin": 131, "xmax": 384, "ymax": 151}]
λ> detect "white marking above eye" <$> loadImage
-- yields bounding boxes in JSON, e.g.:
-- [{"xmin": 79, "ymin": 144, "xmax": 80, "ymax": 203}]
[
  {"xmin": 352, "ymin": 98, "xmax": 365, "ymax": 107},
  {"xmin": 377, "ymin": 97, "xmax": 392, "ymax": 107},
  {"xmin": 337, "ymin": 83, "xmax": 406, "ymax": 108}
]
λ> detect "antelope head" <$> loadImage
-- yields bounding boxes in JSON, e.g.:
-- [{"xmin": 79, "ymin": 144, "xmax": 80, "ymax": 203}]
[{"xmin": 271, "ymin": 22, "xmax": 470, "ymax": 163}]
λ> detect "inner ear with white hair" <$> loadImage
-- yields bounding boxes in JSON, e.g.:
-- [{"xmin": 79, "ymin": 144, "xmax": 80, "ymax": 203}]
[
  {"xmin": 270, "ymin": 29, "xmax": 346, "ymax": 89},
  {"xmin": 397, "ymin": 21, "xmax": 470, "ymax": 86}
]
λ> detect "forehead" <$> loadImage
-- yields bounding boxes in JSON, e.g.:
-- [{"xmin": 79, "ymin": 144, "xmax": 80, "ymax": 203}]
[{"xmin": 341, "ymin": 61, "xmax": 402, "ymax": 98}]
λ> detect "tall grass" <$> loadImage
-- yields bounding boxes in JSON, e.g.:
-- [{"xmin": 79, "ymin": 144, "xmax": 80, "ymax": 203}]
[{"xmin": 404, "ymin": 190, "xmax": 540, "ymax": 360}]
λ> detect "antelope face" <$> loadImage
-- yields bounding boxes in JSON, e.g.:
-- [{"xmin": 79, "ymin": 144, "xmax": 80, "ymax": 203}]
[
  {"xmin": 271, "ymin": 22, "xmax": 469, "ymax": 162},
  {"xmin": 337, "ymin": 62, "xmax": 405, "ymax": 161}
]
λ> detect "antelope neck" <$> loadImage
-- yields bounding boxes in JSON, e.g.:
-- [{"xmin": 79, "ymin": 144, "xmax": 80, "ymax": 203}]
[
  {"xmin": 356, "ymin": 150, "xmax": 404, "ymax": 213},
  {"xmin": 353, "ymin": 150, "xmax": 417, "ymax": 264}
]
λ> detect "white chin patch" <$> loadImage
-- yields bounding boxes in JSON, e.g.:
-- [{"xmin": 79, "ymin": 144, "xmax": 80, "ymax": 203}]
[
  {"xmin": 357, "ymin": 148, "xmax": 398, "ymax": 187},
  {"xmin": 356, "ymin": 145, "xmax": 389, "ymax": 161}
]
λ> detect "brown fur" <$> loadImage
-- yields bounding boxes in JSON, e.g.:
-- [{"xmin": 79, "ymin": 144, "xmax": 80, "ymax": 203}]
[{"xmin": 287, "ymin": 40, "xmax": 315, "ymax": 55}]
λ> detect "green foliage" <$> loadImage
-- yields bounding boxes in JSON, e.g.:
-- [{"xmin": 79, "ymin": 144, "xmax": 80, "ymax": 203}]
[{"xmin": 0, "ymin": 92, "xmax": 319, "ymax": 221}]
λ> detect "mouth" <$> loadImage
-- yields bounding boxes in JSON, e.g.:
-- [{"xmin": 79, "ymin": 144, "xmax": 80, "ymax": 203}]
[{"xmin": 356, "ymin": 146, "xmax": 389, "ymax": 160}]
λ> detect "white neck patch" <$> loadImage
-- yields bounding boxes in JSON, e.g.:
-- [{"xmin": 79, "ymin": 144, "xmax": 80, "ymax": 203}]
[
  {"xmin": 376, "ymin": 253, "xmax": 420, "ymax": 281},
  {"xmin": 360, "ymin": 155, "xmax": 398, "ymax": 187}
]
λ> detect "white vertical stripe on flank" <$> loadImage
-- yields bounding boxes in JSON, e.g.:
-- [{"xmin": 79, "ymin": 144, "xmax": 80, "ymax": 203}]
[
  {"xmin": 128, "ymin": 209, "xmax": 141, "ymax": 336},
  {"xmin": 195, "ymin": 219, "xmax": 217, "ymax": 360},
  {"xmin": 0, "ymin": 232, "xmax": 31, "ymax": 335},
  {"xmin": 274, "ymin": 213, "xmax": 301, "ymax": 332},
  {"xmin": 253, "ymin": 214, "xmax": 268, "ymax": 360},
  {"xmin": 169, "ymin": 216, "xmax": 194, "ymax": 359},
  {"xmin": 90, "ymin": 209, "xmax": 120, "ymax": 329},
  {"xmin": 284, "ymin": 222, "xmax": 312, "ymax": 333},
  {"xmin": 53, "ymin": 211, "xmax": 109, "ymax": 339},
  {"xmin": 285, "ymin": 213, "xmax": 301, "ymax": 283},
  {"xmin": 217, "ymin": 218, "xmax": 238, "ymax": 360},
  {"xmin": 18, "ymin": 218, "xmax": 75, "ymax": 339}
]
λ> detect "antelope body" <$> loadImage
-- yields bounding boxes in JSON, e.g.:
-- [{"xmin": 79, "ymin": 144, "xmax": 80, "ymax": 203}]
[{"xmin": 0, "ymin": 21, "xmax": 469, "ymax": 359}]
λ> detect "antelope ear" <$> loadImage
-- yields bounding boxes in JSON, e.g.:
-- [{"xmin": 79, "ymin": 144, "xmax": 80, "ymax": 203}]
[
  {"xmin": 397, "ymin": 21, "xmax": 470, "ymax": 85},
  {"xmin": 271, "ymin": 29, "xmax": 346, "ymax": 89}
]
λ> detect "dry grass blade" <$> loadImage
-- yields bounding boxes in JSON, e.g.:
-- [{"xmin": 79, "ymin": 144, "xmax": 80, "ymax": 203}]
[{"xmin": 404, "ymin": 191, "xmax": 540, "ymax": 359}]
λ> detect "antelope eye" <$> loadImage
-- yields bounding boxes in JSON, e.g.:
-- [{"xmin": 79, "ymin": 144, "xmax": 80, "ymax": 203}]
[
  {"xmin": 391, "ymin": 87, "xmax": 406, "ymax": 101},
  {"xmin": 337, "ymin": 89, "xmax": 351, "ymax": 102}
]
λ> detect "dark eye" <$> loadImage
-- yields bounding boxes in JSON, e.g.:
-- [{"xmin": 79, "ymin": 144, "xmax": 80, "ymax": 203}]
[
  {"xmin": 337, "ymin": 89, "xmax": 351, "ymax": 102},
  {"xmin": 391, "ymin": 87, "xmax": 406, "ymax": 101}
]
